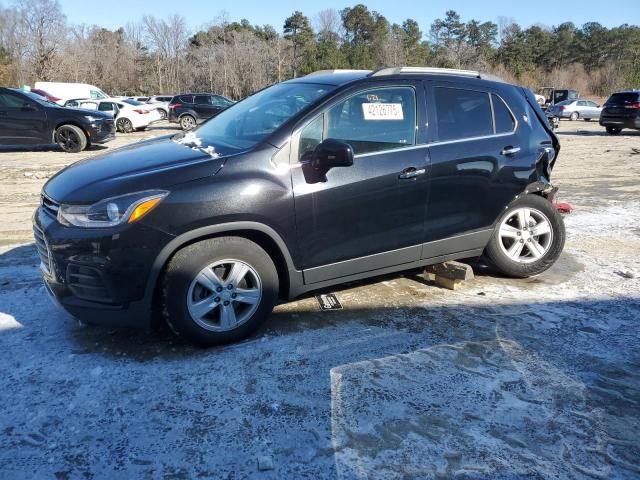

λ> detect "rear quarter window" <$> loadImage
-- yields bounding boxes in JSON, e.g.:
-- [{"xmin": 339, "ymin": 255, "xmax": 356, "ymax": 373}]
[
  {"xmin": 178, "ymin": 95, "xmax": 194, "ymax": 103},
  {"xmin": 492, "ymin": 94, "xmax": 516, "ymax": 134}
]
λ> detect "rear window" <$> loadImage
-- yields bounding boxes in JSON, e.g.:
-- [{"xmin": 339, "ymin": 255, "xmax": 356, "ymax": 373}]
[
  {"xmin": 605, "ymin": 92, "xmax": 639, "ymax": 105},
  {"xmin": 434, "ymin": 87, "xmax": 493, "ymax": 141}
]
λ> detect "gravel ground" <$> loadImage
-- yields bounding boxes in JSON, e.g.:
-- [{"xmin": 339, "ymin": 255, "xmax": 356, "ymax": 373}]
[{"xmin": 0, "ymin": 121, "xmax": 639, "ymax": 479}]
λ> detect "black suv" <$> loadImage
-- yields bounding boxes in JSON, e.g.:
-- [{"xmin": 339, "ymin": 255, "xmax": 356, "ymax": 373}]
[
  {"xmin": 168, "ymin": 93, "xmax": 234, "ymax": 130},
  {"xmin": 0, "ymin": 88, "xmax": 114, "ymax": 152},
  {"xmin": 599, "ymin": 90, "xmax": 640, "ymax": 134},
  {"xmin": 34, "ymin": 68, "xmax": 564, "ymax": 346}
]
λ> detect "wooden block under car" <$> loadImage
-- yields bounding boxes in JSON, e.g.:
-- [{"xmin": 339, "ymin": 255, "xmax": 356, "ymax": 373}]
[{"xmin": 425, "ymin": 261, "xmax": 475, "ymax": 290}]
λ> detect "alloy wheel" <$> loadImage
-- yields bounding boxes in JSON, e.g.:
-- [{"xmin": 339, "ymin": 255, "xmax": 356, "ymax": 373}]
[
  {"xmin": 117, "ymin": 118, "xmax": 133, "ymax": 133},
  {"xmin": 186, "ymin": 259, "xmax": 262, "ymax": 332},
  {"xmin": 57, "ymin": 127, "xmax": 80, "ymax": 150},
  {"xmin": 498, "ymin": 207, "xmax": 553, "ymax": 264},
  {"xmin": 181, "ymin": 116, "xmax": 195, "ymax": 130}
]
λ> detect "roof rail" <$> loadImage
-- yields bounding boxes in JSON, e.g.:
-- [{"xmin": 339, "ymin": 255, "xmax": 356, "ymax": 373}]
[
  {"xmin": 370, "ymin": 67, "xmax": 480, "ymax": 78},
  {"xmin": 305, "ymin": 69, "xmax": 371, "ymax": 77}
]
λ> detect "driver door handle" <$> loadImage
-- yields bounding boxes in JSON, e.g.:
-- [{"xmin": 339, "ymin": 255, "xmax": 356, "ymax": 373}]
[
  {"xmin": 399, "ymin": 167, "xmax": 426, "ymax": 179},
  {"xmin": 501, "ymin": 146, "xmax": 521, "ymax": 156}
]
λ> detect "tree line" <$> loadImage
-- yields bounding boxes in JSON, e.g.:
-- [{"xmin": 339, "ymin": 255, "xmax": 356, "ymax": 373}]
[{"xmin": 1, "ymin": 0, "xmax": 639, "ymax": 99}]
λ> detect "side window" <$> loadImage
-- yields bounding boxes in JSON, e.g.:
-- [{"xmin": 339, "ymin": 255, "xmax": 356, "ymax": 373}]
[
  {"xmin": 179, "ymin": 95, "xmax": 193, "ymax": 104},
  {"xmin": 492, "ymin": 94, "xmax": 516, "ymax": 134},
  {"xmin": 577, "ymin": 101, "xmax": 587, "ymax": 107},
  {"xmin": 434, "ymin": 87, "xmax": 492, "ymax": 141},
  {"xmin": 66, "ymin": 100, "xmax": 79, "ymax": 107},
  {"xmin": 195, "ymin": 95, "xmax": 211, "ymax": 105},
  {"xmin": 98, "ymin": 102, "xmax": 114, "ymax": 112},
  {"xmin": 211, "ymin": 95, "xmax": 231, "ymax": 107},
  {"xmin": 298, "ymin": 114, "xmax": 324, "ymax": 161},
  {"xmin": 0, "ymin": 93, "xmax": 29, "ymax": 108},
  {"xmin": 90, "ymin": 90, "xmax": 102, "ymax": 99},
  {"xmin": 325, "ymin": 86, "xmax": 416, "ymax": 155},
  {"xmin": 587, "ymin": 101, "xmax": 598, "ymax": 107},
  {"xmin": 80, "ymin": 102, "xmax": 98, "ymax": 110}
]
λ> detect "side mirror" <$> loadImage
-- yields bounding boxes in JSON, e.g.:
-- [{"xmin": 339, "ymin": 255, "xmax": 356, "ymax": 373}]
[{"xmin": 311, "ymin": 139, "xmax": 354, "ymax": 172}]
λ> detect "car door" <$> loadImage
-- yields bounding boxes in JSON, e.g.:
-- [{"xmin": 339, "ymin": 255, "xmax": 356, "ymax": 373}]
[
  {"xmin": 0, "ymin": 91, "xmax": 48, "ymax": 144},
  {"xmin": 290, "ymin": 82, "xmax": 429, "ymax": 283},
  {"xmin": 424, "ymin": 82, "xmax": 522, "ymax": 246},
  {"xmin": 586, "ymin": 100, "xmax": 600, "ymax": 119},
  {"xmin": 194, "ymin": 95, "xmax": 218, "ymax": 120}
]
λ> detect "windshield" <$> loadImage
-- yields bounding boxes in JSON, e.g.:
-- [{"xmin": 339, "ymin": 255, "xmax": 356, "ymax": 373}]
[{"xmin": 192, "ymin": 82, "xmax": 336, "ymax": 154}]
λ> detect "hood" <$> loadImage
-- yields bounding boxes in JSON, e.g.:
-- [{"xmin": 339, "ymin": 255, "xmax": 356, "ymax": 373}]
[{"xmin": 44, "ymin": 135, "xmax": 226, "ymax": 203}]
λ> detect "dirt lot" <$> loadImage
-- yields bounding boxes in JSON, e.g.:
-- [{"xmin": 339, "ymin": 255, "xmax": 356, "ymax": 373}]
[{"xmin": 0, "ymin": 120, "xmax": 639, "ymax": 479}]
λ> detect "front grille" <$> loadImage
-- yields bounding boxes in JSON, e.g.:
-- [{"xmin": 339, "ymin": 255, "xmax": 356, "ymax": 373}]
[
  {"xmin": 33, "ymin": 225, "xmax": 52, "ymax": 275},
  {"xmin": 66, "ymin": 264, "xmax": 113, "ymax": 303},
  {"xmin": 41, "ymin": 194, "xmax": 59, "ymax": 218}
]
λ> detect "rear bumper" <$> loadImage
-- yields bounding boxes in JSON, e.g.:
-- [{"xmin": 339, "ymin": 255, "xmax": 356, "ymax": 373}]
[{"xmin": 599, "ymin": 115, "xmax": 640, "ymax": 129}]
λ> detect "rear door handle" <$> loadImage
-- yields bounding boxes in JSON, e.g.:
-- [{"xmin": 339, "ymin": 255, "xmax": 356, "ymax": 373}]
[
  {"xmin": 399, "ymin": 167, "xmax": 426, "ymax": 179},
  {"xmin": 501, "ymin": 146, "xmax": 521, "ymax": 156}
]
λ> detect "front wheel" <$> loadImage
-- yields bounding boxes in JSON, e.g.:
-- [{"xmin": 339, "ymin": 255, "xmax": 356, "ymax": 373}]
[
  {"xmin": 55, "ymin": 124, "xmax": 87, "ymax": 153},
  {"xmin": 569, "ymin": 112, "xmax": 579, "ymax": 121},
  {"xmin": 157, "ymin": 108, "xmax": 167, "ymax": 120},
  {"xmin": 485, "ymin": 195, "xmax": 565, "ymax": 278},
  {"xmin": 162, "ymin": 237, "xmax": 279, "ymax": 346}
]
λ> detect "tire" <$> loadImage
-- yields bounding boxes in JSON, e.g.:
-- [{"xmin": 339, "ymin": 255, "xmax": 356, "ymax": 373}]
[
  {"xmin": 485, "ymin": 195, "xmax": 565, "ymax": 278},
  {"xmin": 606, "ymin": 126, "xmax": 622, "ymax": 135},
  {"xmin": 157, "ymin": 108, "xmax": 167, "ymax": 120},
  {"xmin": 180, "ymin": 115, "xmax": 196, "ymax": 131},
  {"xmin": 569, "ymin": 112, "xmax": 579, "ymax": 121},
  {"xmin": 116, "ymin": 117, "xmax": 133, "ymax": 133},
  {"xmin": 55, "ymin": 124, "xmax": 87, "ymax": 153},
  {"xmin": 162, "ymin": 236, "xmax": 279, "ymax": 346}
]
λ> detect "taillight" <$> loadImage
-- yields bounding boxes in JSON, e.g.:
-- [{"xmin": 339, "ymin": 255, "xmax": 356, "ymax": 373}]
[
  {"xmin": 625, "ymin": 102, "xmax": 640, "ymax": 109},
  {"xmin": 169, "ymin": 103, "xmax": 182, "ymax": 109},
  {"xmin": 50, "ymin": 96, "xmax": 62, "ymax": 102},
  {"xmin": 133, "ymin": 109, "xmax": 149, "ymax": 114},
  {"xmin": 559, "ymin": 106, "xmax": 566, "ymax": 111}
]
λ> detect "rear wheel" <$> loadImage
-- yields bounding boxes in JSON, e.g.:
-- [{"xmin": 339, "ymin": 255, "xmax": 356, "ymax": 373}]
[
  {"xmin": 606, "ymin": 126, "xmax": 622, "ymax": 135},
  {"xmin": 180, "ymin": 115, "xmax": 196, "ymax": 130},
  {"xmin": 116, "ymin": 117, "xmax": 133, "ymax": 133},
  {"xmin": 55, "ymin": 124, "xmax": 87, "ymax": 153},
  {"xmin": 156, "ymin": 108, "xmax": 167, "ymax": 120},
  {"xmin": 485, "ymin": 195, "xmax": 565, "ymax": 278},
  {"xmin": 163, "ymin": 237, "xmax": 279, "ymax": 346},
  {"xmin": 569, "ymin": 112, "xmax": 579, "ymax": 121}
]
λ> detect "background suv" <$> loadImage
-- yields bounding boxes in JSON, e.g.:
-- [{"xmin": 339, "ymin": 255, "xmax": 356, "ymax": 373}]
[
  {"xmin": 168, "ymin": 93, "xmax": 234, "ymax": 130},
  {"xmin": 35, "ymin": 68, "xmax": 563, "ymax": 346},
  {"xmin": 600, "ymin": 90, "xmax": 640, "ymax": 134},
  {"xmin": 0, "ymin": 87, "xmax": 114, "ymax": 152}
]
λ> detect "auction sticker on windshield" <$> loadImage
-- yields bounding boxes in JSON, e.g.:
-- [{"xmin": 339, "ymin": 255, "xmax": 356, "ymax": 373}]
[{"xmin": 362, "ymin": 103, "xmax": 404, "ymax": 121}]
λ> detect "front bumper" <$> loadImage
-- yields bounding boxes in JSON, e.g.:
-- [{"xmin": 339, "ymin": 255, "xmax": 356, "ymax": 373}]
[
  {"xmin": 88, "ymin": 120, "xmax": 116, "ymax": 144},
  {"xmin": 33, "ymin": 206, "xmax": 174, "ymax": 328}
]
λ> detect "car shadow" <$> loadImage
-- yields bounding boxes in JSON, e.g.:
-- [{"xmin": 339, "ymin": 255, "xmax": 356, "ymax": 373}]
[{"xmin": 556, "ymin": 129, "xmax": 640, "ymax": 137}]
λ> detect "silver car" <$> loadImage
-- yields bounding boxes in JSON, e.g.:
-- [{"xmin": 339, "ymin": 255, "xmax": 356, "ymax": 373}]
[{"xmin": 548, "ymin": 99, "xmax": 602, "ymax": 121}]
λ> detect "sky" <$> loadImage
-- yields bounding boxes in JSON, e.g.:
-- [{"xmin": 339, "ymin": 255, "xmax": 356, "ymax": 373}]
[{"xmin": 55, "ymin": 0, "xmax": 639, "ymax": 33}]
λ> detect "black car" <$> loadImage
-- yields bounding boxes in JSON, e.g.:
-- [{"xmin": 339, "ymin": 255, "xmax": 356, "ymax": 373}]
[
  {"xmin": 0, "ymin": 88, "xmax": 115, "ymax": 152},
  {"xmin": 34, "ymin": 67, "xmax": 564, "ymax": 346},
  {"xmin": 599, "ymin": 90, "xmax": 640, "ymax": 135},
  {"xmin": 168, "ymin": 93, "xmax": 234, "ymax": 130}
]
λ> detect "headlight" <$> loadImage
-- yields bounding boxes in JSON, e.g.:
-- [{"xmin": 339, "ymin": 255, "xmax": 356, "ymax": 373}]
[{"xmin": 58, "ymin": 190, "xmax": 168, "ymax": 228}]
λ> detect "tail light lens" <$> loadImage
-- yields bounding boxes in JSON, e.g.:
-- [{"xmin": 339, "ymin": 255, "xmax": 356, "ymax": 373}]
[
  {"xmin": 133, "ymin": 109, "xmax": 149, "ymax": 114},
  {"xmin": 559, "ymin": 106, "xmax": 566, "ymax": 111},
  {"xmin": 169, "ymin": 103, "xmax": 182, "ymax": 109},
  {"xmin": 624, "ymin": 102, "xmax": 640, "ymax": 109}
]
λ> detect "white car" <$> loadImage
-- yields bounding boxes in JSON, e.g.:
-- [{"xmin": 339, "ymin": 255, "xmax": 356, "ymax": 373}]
[
  {"xmin": 145, "ymin": 95, "xmax": 174, "ymax": 120},
  {"xmin": 65, "ymin": 98, "xmax": 161, "ymax": 133}
]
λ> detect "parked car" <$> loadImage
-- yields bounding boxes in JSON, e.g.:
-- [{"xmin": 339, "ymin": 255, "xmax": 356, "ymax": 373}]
[
  {"xmin": 66, "ymin": 98, "xmax": 161, "ymax": 133},
  {"xmin": 547, "ymin": 99, "xmax": 602, "ymax": 121},
  {"xmin": 599, "ymin": 90, "xmax": 640, "ymax": 135},
  {"xmin": 128, "ymin": 96, "xmax": 149, "ymax": 102},
  {"xmin": 30, "ymin": 88, "xmax": 62, "ymax": 104},
  {"xmin": 538, "ymin": 87, "xmax": 579, "ymax": 110},
  {"xmin": 0, "ymin": 87, "xmax": 114, "ymax": 152},
  {"xmin": 145, "ymin": 95, "xmax": 174, "ymax": 120},
  {"xmin": 168, "ymin": 93, "xmax": 234, "ymax": 130},
  {"xmin": 34, "ymin": 82, "xmax": 110, "ymax": 105},
  {"xmin": 34, "ymin": 67, "xmax": 563, "ymax": 346}
]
